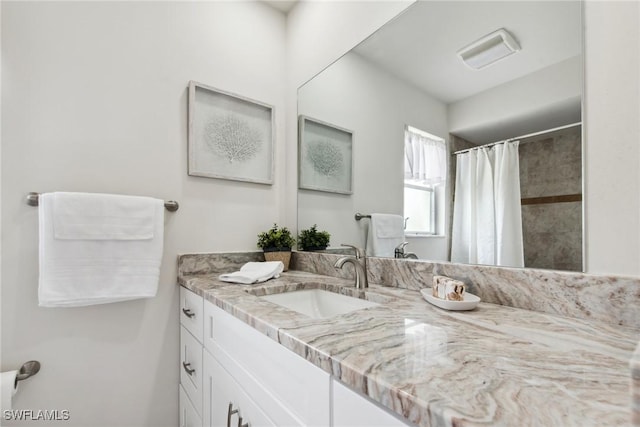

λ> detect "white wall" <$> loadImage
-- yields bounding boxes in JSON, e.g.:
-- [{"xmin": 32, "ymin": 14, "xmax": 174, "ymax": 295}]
[
  {"xmin": 298, "ymin": 52, "xmax": 449, "ymax": 259},
  {"xmin": 584, "ymin": 1, "xmax": 640, "ymax": 276},
  {"xmin": 448, "ymin": 56, "xmax": 583, "ymax": 144},
  {"xmin": 1, "ymin": 2, "xmax": 285, "ymax": 426}
]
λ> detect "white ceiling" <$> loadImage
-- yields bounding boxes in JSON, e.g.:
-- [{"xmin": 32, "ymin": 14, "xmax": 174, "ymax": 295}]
[
  {"xmin": 263, "ymin": 0, "xmax": 298, "ymax": 14},
  {"xmin": 354, "ymin": 1, "xmax": 582, "ymax": 104}
]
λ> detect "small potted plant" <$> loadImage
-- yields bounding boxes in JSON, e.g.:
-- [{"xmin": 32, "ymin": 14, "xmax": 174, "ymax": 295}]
[
  {"xmin": 257, "ymin": 223, "xmax": 296, "ymax": 271},
  {"xmin": 298, "ymin": 224, "xmax": 331, "ymax": 251}
]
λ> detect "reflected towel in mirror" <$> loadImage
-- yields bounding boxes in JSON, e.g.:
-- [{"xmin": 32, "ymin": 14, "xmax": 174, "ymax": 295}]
[{"xmin": 366, "ymin": 213, "xmax": 404, "ymax": 257}]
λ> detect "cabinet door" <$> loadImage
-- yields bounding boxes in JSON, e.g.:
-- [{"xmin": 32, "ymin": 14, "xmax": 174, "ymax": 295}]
[
  {"xmin": 180, "ymin": 326, "xmax": 203, "ymax": 416},
  {"xmin": 204, "ymin": 301, "xmax": 330, "ymax": 426},
  {"xmin": 179, "ymin": 385, "xmax": 203, "ymax": 427},
  {"xmin": 202, "ymin": 350, "xmax": 276, "ymax": 427},
  {"xmin": 332, "ymin": 380, "xmax": 413, "ymax": 427}
]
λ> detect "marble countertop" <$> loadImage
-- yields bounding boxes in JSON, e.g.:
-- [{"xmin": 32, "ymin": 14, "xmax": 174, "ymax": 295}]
[{"xmin": 179, "ymin": 270, "xmax": 638, "ymax": 427}]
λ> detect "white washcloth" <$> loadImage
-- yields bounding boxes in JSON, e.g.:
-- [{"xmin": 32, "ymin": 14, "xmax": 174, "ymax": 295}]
[
  {"xmin": 38, "ymin": 192, "xmax": 164, "ymax": 307},
  {"xmin": 218, "ymin": 261, "xmax": 284, "ymax": 284},
  {"xmin": 366, "ymin": 213, "xmax": 405, "ymax": 257}
]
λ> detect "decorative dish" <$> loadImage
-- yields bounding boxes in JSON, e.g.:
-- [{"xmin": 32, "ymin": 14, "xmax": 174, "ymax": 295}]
[{"xmin": 420, "ymin": 288, "xmax": 480, "ymax": 311}]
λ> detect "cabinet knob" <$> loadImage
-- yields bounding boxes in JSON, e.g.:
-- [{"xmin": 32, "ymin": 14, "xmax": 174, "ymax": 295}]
[
  {"xmin": 182, "ymin": 361, "xmax": 195, "ymax": 376},
  {"xmin": 182, "ymin": 308, "xmax": 196, "ymax": 318},
  {"xmin": 227, "ymin": 402, "xmax": 239, "ymax": 427}
]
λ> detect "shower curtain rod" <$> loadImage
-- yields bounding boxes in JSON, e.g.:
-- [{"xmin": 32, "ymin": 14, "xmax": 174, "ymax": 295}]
[{"xmin": 452, "ymin": 122, "xmax": 582, "ymax": 155}]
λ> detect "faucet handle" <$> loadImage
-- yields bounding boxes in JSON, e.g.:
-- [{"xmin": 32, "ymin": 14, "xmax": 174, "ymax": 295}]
[
  {"xmin": 395, "ymin": 241, "xmax": 409, "ymax": 250},
  {"xmin": 340, "ymin": 244, "xmax": 365, "ymax": 259}
]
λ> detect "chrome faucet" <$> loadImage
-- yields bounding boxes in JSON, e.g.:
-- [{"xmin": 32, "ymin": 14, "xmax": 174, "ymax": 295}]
[
  {"xmin": 395, "ymin": 241, "xmax": 418, "ymax": 259},
  {"xmin": 334, "ymin": 244, "xmax": 368, "ymax": 289},
  {"xmin": 395, "ymin": 242, "xmax": 409, "ymax": 258}
]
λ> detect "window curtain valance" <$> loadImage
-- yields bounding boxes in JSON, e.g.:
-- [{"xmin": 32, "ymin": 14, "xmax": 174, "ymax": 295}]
[{"xmin": 404, "ymin": 129, "xmax": 447, "ymax": 185}]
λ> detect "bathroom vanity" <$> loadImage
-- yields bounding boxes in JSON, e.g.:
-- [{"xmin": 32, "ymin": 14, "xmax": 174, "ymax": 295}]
[{"xmin": 177, "ymin": 252, "xmax": 638, "ymax": 427}]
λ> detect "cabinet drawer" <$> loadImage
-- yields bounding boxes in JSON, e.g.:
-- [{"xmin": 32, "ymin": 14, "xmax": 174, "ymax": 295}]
[
  {"xmin": 180, "ymin": 287, "xmax": 204, "ymax": 343},
  {"xmin": 180, "ymin": 326, "xmax": 203, "ymax": 416},
  {"xmin": 179, "ymin": 385, "xmax": 203, "ymax": 427},
  {"xmin": 202, "ymin": 351, "xmax": 276, "ymax": 427},
  {"xmin": 204, "ymin": 301, "xmax": 330, "ymax": 426}
]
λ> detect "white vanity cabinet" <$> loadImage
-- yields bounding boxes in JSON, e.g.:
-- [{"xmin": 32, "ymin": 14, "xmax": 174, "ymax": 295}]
[
  {"xmin": 332, "ymin": 379, "xmax": 413, "ymax": 427},
  {"xmin": 179, "ymin": 286, "xmax": 411, "ymax": 427},
  {"xmin": 202, "ymin": 299, "xmax": 331, "ymax": 427},
  {"xmin": 202, "ymin": 350, "xmax": 276, "ymax": 427},
  {"xmin": 179, "ymin": 386, "xmax": 203, "ymax": 427},
  {"xmin": 180, "ymin": 286, "xmax": 204, "ymax": 340},
  {"xmin": 179, "ymin": 287, "xmax": 204, "ymax": 427}
]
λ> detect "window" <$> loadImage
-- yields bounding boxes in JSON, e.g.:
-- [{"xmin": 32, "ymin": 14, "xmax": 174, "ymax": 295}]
[{"xmin": 403, "ymin": 126, "xmax": 446, "ymax": 235}]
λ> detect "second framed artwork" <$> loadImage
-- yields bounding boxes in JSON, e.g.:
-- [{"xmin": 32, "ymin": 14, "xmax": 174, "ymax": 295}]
[
  {"xmin": 298, "ymin": 116, "xmax": 353, "ymax": 194},
  {"xmin": 188, "ymin": 81, "xmax": 274, "ymax": 184}
]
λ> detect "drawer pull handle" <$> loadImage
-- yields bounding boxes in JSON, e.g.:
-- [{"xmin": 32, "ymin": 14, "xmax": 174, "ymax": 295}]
[
  {"xmin": 238, "ymin": 417, "xmax": 249, "ymax": 427},
  {"xmin": 182, "ymin": 308, "xmax": 195, "ymax": 318},
  {"xmin": 227, "ymin": 403, "xmax": 239, "ymax": 427},
  {"xmin": 182, "ymin": 362, "xmax": 195, "ymax": 376}
]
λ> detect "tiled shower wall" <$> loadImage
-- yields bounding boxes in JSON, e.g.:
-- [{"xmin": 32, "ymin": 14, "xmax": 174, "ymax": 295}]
[{"xmin": 519, "ymin": 126, "xmax": 582, "ymax": 271}]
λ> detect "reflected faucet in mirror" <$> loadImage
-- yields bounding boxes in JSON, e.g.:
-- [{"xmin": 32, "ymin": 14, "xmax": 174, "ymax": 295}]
[
  {"xmin": 395, "ymin": 242, "xmax": 418, "ymax": 259},
  {"xmin": 334, "ymin": 244, "xmax": 369, "ymax": 289}
]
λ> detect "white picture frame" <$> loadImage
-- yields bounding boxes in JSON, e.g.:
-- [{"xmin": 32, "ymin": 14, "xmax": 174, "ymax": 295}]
[
  {"xmin": 188, "ymin": 81, "xmax": 274, "ymax": 184},
  {"xmin": 298, "ymin": 116, "xmax": 353, "ymax": 195}
]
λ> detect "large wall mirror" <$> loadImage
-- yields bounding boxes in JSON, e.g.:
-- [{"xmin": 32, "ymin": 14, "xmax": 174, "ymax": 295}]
[{"xmin": 297, "ymin": 1, "xmax": 583, "ymax": 272}]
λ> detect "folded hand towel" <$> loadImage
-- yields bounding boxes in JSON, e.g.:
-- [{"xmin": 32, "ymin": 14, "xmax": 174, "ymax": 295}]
[
  {"xmin": 366, "ymin": 213, "xmax": 405, "ymax": 257},
  {"xmin": 218, "ymin": 261, "xmax": 284, "ymax": 284},
  {"xmin": 38, "ymin": 192, "xmax": 164, "ymax": 307},
  {"xmin": 53, "ymin": 192, "xmax": 156, "ymax": 240}
]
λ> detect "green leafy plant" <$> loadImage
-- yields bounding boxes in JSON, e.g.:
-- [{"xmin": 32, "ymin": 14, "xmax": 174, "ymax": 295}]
[
  {"xmin": 298, "ymin": 224, "xmax": 331, "ymax": 250},
  {"xmin": 257, "ymin": 223, "xmax": 296, "ymax": 251}
]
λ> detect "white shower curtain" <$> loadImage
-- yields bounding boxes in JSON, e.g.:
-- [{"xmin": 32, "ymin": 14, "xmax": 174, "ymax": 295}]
[{"xmin": 451, "ymin": 141, "xmax": 524, "ymax": 267}]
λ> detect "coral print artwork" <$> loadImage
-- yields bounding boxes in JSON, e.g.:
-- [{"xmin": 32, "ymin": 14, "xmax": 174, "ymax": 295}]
[
  {"xmin": 298, "ymin": 116, "xmax": 353, "ymax": 194},
  {"xmin": 188, "ymin": 81, "xmax": 274, "ymax": 184}
]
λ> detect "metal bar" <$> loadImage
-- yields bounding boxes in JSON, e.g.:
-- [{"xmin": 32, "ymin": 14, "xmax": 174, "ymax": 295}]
[
  {"xmin": 26, "ymin": 192, "xmax": 179, "ymax": 212},
  {"xmin": 453, "ymin": 122, "xmax": 582, "ymax": 155},
  {"xmin": 354, "ymin": 213, "xmax": 371, "ymax": 221}
]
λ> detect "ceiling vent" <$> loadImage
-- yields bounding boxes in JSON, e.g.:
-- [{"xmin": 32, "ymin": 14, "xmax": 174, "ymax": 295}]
[{"xmin": 457, "ymin": 28, "xmax": 521, "ymax": 70}]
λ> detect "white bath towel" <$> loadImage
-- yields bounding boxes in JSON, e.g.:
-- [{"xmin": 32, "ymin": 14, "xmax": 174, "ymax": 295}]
[
  {"xmin": 38, "ymin": 192, "xmax": 164, "ymax": 307},
  {"xmin": 218, "ymin": 261, "xmax": 284, "ymax": 284},
  {"xmin": 366, "ymin": 213, "xmax": 405, "ymax": 257}
]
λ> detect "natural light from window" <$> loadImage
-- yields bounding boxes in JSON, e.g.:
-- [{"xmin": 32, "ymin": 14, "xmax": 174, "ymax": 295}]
[{"xmin": 403, "ymin": 126, "xmax": 446, "ymax": 235}]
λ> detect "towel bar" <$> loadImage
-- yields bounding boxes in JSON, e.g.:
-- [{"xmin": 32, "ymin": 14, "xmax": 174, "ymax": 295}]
[
  {"xmin": 26, "ymin": 192, "xmax": 179, "ymax": 212},
  {"xmin": 354, "ymin": 213, "xmax": 371, "ymax": 221}
]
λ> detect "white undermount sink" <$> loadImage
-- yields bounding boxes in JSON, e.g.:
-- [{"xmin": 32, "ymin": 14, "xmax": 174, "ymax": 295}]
[{"xmin": 260, "ymin": 289, "xmax": 379, "ymax": 319}]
